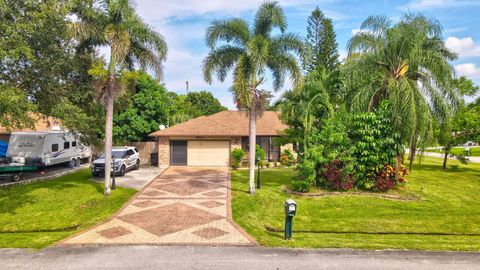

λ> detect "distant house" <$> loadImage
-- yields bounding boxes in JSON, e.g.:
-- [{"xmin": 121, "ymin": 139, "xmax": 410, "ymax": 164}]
[
  {"xmin": 149, "ymin": 110, "xmax": 294, "ymax": 166},
  {"xmin": 0, "ymin": 114, "xmax": 60, "ymax": 143}
]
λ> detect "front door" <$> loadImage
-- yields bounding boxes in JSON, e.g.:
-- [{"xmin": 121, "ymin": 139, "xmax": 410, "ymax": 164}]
[{"xmin": 170, "ymin": 141, "xmax": 187, "ymax": 165}]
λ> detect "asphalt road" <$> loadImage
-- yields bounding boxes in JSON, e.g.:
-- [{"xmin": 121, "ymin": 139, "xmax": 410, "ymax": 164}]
[{"xmin": 1, "ymin": 246, "xmax": 479, "ymax": 270}]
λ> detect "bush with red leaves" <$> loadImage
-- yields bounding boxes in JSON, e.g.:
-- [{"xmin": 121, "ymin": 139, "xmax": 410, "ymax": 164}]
[
  {"xmin": 319, "ymin": 160, "xmax": 355, "ymax": 191},
  {"xmin": 374, "ymin": 164, "xmax": 408, "ymax": 191}
]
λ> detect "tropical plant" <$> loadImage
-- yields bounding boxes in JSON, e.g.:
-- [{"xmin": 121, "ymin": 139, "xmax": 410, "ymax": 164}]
[
  {"xmin": 347, "ymin": 13, "xmax": 460, "ymax": 170},
  {"xmin": 203, "ymin": 1, "xmax": 302, "ymax": 194},
  {"xmin": 349, "ymin": 101, "xmax": 403, "ymax": 189},
  {"xmin": 70, "ymin": 0, "xmax": 167, "ymax": 195},
  {"xmin": 279, "ymin": 69, "xmax": 333, "ymax": 157},
  {"xmin": 294, "ymin": 110, "xmax": 354, "ymax": 192}
]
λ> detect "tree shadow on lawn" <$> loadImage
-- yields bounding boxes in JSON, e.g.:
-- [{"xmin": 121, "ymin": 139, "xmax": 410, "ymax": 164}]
[{"xmin": 0, "ymin": 175, "xmax": 102, "ymax": 215}]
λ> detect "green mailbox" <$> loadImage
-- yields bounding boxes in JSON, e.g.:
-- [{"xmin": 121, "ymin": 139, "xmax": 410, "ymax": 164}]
[{"xmin": 284, "ymin": 199, "xmax": 296, "ymax": 240}]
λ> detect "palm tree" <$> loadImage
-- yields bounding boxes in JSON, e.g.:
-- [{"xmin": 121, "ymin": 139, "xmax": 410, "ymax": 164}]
[
  {"xmin": 203, "ymin": 1, "xmax": 302, "ymax": 194},
  {"xmin": 279, "ymin": 70, "xmax": 333, "ymax": 158},
  {"xmin": 70, "ymin": 0, "xmax": 167, "ymax": 195},
  {"xmin": 347, "ymin": 13, "xmax": 459, "ymax": 170}
]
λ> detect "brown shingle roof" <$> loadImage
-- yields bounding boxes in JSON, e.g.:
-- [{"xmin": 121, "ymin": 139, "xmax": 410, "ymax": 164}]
[
  {"xmin": 0, "ymin": 113, "xmax": 60, "ymax": 134},
  {"xmin": 150, "ymin": 110, "xmax": 287, "ymax": 137}
]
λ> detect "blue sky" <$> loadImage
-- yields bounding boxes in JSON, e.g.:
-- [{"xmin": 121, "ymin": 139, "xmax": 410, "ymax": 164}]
[{"xmin": 131, "ymin": 0, "xmax": 480, "ymax": 108}]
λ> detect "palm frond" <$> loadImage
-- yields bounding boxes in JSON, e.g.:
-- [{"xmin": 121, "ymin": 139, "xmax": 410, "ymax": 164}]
[
  {"xmin": 205, "ymin": 18, "xmax": 250, "ymax": 49},
  {"xmin": 202, "ymin": 45, "xmax": 245, "ymax": 84},
  {"xmin": 254, "ymin": 1, "xmax": 287, "ymax": 36}
]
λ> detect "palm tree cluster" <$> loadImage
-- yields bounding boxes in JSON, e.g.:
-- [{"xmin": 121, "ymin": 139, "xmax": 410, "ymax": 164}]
[{"xmin": 202, "ymin": 1, "xmax": 303, "ymax": 194}]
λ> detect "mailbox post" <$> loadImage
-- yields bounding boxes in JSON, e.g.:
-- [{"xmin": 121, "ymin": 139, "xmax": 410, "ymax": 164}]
[{"xmin": 284, "ymin": 199, "xmax": 296, "ymax": 240}]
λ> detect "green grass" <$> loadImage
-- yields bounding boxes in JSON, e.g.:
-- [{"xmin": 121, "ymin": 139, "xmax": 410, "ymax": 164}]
[
  {"xmin": 0, "ymin": 169, "xmax": 136, "ymax": 249},
  {"xmin": 231, "ymin": 157, "xmax": 480, "ymax": 251},
  {"xmin": 426, "ymin": 146, "xmax": 480, "ymax": 156}
]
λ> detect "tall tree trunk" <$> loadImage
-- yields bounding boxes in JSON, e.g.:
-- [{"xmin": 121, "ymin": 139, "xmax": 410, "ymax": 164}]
[
  {"xmin": 408, "ymin": 140, "xmax": 416, "ymax": 171},
  {"xmin": 248, "ymin": 103, "xmax": 256, "ymax": 194},
  {"xmin": 395, "ymin": 153, "xmax": 404, "ymax": 173},
  {"xmin": 104, "ymin": 53, "xmax": 116, "ymax": 196},
  {"xmin": 103, "ymin": 89, "xmax": 114, "ymax": 195},
  {"xmin": 442, "ymin": 150, "xmax": 448, "ymax": 170}
]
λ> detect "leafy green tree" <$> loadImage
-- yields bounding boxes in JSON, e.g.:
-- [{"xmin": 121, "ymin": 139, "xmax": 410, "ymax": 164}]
[
  {"xmin": 437, "ymin": 77, "xmax": 479, "ymax": 169},
  {"xmin": 70, "ymin": 0, "xmax": 167, "ymax": 195},
  {"xmin": 304, "ymin": 7, "xmax": 340, "ymax": 72},
  {"xmin": 167, "ymin": 93, "xmax": 201, "ymax": 125},
  {"xmin": 185, "ymin": 91, "xmax": 227, "ymax": 116},
  {"xmin": 347, "ymin": 14, "xmax": 460, "ymax": 169},
  {"xmin": 113, "ymin": 73, "xmax": 170, "ymax": 143},
  {"xmin": 203, "ymin": 1, "xmax": 302, "ymax": 194},
  {"xmin": 0, "ymin": 0, "xmax": 102, "ymax": 141}
]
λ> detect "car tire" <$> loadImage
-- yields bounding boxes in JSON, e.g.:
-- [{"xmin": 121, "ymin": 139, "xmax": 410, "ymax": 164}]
[
  {"xmin": 11, "ymin": 174, "xmax": 21, "ymax": 182},
  {"xmin": 68, "ymin": 159, "xmax": 76, "ymax": 168},
  {"xmin": 119, "ymin": 165, "xmax": 126, "ymax": 176},
  {"xmin": 134, "ymin": 160, "xmax": 140, "ymax": 170},
  {"xmin": 76, "ymin": 158, "xmax": 81, "ymax": 167}
]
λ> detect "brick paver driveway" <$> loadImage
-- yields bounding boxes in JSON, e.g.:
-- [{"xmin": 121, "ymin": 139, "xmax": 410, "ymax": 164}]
[{"xmin": 63, "ymin": 167, "xmax": 254, "ymax": 246}]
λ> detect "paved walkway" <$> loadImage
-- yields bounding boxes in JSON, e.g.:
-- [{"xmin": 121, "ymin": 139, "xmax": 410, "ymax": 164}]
[{"xmin": 63, "ymin": 167, "xmax": 254, "ymax": 246}]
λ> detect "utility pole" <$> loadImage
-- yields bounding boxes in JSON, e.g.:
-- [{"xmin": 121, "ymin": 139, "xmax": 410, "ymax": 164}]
[{"xmin": 186, "ymin": 81, "xmax": 189, "ymax": 93}]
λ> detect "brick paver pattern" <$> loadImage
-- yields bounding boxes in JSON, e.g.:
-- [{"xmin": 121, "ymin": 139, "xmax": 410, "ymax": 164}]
[{"xmin": 64, "ymin": 167, "xmax": 253, "ymax": 245}]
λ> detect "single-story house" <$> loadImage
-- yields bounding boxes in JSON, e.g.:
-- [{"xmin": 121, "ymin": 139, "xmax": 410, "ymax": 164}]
[{"xmin": 149, "ymin": 110, "xmax": 294, "ymax": 166}]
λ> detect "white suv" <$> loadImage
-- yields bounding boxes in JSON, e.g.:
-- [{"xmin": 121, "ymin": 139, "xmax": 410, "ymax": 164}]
[{"xmin": 92, "ymin": 147, "xmax": 140, "ymax": 176}]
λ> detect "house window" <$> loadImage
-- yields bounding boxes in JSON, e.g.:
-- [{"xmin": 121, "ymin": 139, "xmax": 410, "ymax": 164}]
[
  {"xmin": 52, "ymin": 144, "xmax": 59, "ymax": 152},
  {"xmin": 241, "ymin": 136, "xmax": 280, "ymax": 162},
  {"xmin": 72, "ymin": 141, "xmax": 77, "ymax": 147},
  {"xmin": 64, "ymin": 142, "xmax": 70, "ymax": 149},
  {"xmin": 268, "ymin": 137, "xmax": 280, "ymax": 161}
]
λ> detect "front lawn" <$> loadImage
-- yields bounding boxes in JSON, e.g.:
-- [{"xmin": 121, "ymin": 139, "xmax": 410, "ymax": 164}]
[
  {"xmin": 231, "ymin": 156, "xmax": 480, "ymax": 251},
  {"xmin": 0, "ymin": 169, "xmax": 136, "ymax": 249}
]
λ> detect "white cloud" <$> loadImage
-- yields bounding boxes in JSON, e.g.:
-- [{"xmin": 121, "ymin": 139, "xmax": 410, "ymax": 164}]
[
  {"xmin": 445, "ymin": 37, "xmax": 480, "ymax": 58},
  {"xmin": 454, "ymin": 63, "xmax": 480, "ymax": 79},
  {"xmin": 400, "ymin": 0, "xmax": 480, "ymax": 10},
  {"xmin": 136, "ymin": 0, "xmax": 335, "ymax": 22}
]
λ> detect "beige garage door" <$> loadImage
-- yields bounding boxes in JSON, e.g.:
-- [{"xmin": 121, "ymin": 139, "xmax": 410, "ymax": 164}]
[{"xmin": 187, "ymin": 141, "xmax": 230, "ymax": 166}]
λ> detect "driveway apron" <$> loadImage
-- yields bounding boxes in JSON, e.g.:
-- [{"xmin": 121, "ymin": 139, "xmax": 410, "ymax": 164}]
[{"xmin": 63, "ymin": 167, "xmax": 254, "ymax": 246}]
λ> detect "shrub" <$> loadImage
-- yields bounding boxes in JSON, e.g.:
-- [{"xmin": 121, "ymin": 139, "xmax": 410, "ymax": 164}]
[
  {"xmin": 280, "ymin": 149, "xmax": 295, "ymax": 165},
  {"xmin": 231, "ymin": 148, "xmax": 245, "ymax": 170},
  {"xmin": 374, "ymin": 164, "xmax": 408, "ymax": 191},
  {"xmin": 280, "ymin": 154, "xmax": 290, "ymax": 166},
  {"xmin": 318, "ymin": 160, "xmax": 355, "ymax": 191},
  {"xmin": 349, "ymin": 101, "xmax": 403, "ymax": 190},
  {"xmin": 255, "ymin": 144, "xmax": 266, "ymax": 164}
]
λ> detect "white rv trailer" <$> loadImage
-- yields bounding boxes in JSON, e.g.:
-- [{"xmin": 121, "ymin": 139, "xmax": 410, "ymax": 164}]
[{"xmin": 6, "ymin": 131, "xmax": 91, "ymax": 167}]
